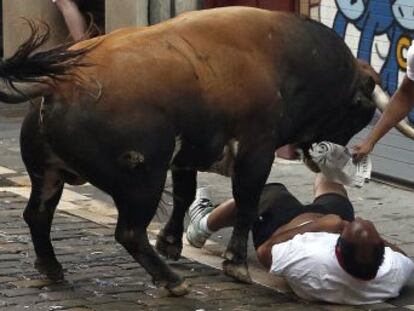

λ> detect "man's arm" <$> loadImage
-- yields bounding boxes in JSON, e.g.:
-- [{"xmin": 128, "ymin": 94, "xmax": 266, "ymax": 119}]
[
  {"xmin": 257, "ymin": 214, "xmax": 348, "ymax": 269},
  {"xmin": 353, "ymin": 77, "xmax": 414, "ymax": 161}
]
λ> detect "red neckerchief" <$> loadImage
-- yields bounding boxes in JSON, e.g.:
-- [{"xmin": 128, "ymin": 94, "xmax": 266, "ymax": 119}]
[{"xmin": 335, "ymin": 244, "xmax": 346, "ymax": 270}]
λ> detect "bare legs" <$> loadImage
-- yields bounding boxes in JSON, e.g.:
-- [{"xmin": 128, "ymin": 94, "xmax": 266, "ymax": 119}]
[
  {"xmin": 53, "ymin": 0, "xmax": 87, "ymax": 41},
  {"xmin": 206, "ymin": 199, "xmax": 237, "ymax": 232}
]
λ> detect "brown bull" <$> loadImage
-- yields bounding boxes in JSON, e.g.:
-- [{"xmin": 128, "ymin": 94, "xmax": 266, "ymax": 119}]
[{"xmin": 0, "ymin": 7, "xmax": 380, "ymax": 295}]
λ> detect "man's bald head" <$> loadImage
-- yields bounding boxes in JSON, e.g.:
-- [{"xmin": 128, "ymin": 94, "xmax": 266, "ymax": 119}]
[{"xmin": 336, "ymin": 217, "xmax": 385, "ymax": 280}]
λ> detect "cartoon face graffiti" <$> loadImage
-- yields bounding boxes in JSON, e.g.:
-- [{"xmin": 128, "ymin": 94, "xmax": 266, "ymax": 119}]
[
  {"xmin": 335, "ymin": 0, "xmax": 367, "ymax": 20},
  {"xmin": 392, "ymin": 0, "xmax": 414, "ymax": 29},
  {"xmin": 329, "ymin": 0, "xmax": 414, "ymax": 93},
  {"xmin": 322, "ymin": 0, "xmax": 414, "ymax": 121}
]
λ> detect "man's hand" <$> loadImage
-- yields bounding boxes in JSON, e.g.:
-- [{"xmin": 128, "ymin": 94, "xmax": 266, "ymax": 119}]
[
  {"xmin": 352, "ymin": 77, "xmax": 414, "ymax": 160},
  {"xmin": 352, "ymin": 140, "xmax": 374, "ymax": 163}
]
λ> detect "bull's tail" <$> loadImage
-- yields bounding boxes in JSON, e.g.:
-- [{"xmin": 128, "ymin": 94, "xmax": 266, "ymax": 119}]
[{"xmin": 0, "ymin": 20, "xmax": 94, "ymax": 103}]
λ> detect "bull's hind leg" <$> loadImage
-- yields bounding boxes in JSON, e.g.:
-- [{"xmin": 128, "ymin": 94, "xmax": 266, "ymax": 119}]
[
  {"xmin": 20, "ymin": 108, "xmax": 65, "ymax": 280},
  {"xmin": 113, "ymin": 173, "xmax": 188, "ymax": 296},
  {"xmin": 156, "ymin": 169, "xmax": 196, "ymax": 259},
  {"xmin": 223, "ymin": 139, "xmax": 275, "ymax": 283},
  {"xmin": 23, "ymin": 171, "xmax": 64, "ymax": 280}
]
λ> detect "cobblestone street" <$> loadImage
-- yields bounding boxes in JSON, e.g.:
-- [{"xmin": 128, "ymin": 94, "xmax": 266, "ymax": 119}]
[
  {"xmin": 2, "ymin": 0, "xmax": 414, "ymax": 308},
  {"xmin": 0, "ymin": 190, "xmax": 335, "ymax": 311},
  {"xmin": 0, "ymin": 190, "xmax": 292, "ymax": 311},
  {"xmin": 0, "ymin": 185, "xmax": 413, "ymax": 311}
]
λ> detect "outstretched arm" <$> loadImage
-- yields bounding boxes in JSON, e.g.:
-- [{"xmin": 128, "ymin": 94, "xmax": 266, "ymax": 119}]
[{"xmin": 353, "ymin": 77, "xmax": 414, "ymax": 161}]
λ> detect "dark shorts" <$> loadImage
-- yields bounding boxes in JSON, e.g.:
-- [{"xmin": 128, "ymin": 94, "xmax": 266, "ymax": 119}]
[{"xmin": 251, "ymin": 183, "xmax": 355, "ymax": 249}]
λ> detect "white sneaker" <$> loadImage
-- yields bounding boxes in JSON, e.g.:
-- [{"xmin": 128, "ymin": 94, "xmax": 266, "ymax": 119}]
[{"xmin": 186, "ymin": 188, "xmax": 215, "ymax": 248}]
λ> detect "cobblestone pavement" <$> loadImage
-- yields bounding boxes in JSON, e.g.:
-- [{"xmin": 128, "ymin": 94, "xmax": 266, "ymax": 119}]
[
  {"xmin": 0, "ymin": 187, "xmax": 413, "ymax": 311},
  {"xmin": 0, "ymin": 191, "xmax": 343, "ymax": 311}
]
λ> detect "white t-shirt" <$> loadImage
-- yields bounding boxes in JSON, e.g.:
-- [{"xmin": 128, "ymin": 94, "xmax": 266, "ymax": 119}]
[
  {"xmin": 270, "ymin": 232, "xmax": 414, "ymax": 305},
  {"xmin": 407, "ymin": 41, "xmax": 414, "ymax": 81}
]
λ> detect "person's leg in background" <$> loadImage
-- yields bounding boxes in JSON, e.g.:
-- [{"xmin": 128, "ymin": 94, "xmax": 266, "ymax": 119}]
[{"xmin": 52, "ymin": 0, "xmax": 87, "ymax": 41}]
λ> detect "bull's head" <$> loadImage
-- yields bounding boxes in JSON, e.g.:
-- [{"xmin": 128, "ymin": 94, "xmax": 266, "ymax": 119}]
[
  {"xmin": 357, "ymin": 60, "xmax": 414, "ymax": 139},
  {"xmin": 300, "ymin": 61, "xmax": 385, "ymax": 172},
  {"xmin": 302, "ymin": 60, "xmax": 414, "ymax": 172}
]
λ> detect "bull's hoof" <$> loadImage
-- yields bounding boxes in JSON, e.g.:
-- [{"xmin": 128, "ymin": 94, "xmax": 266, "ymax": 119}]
[
  {"xmin": 152, "ymin": 277, "xmax": 169, "ymax": 288},
  {"xmin": 223, "ymin": 249, "xmax": 235, "ymax": 261},
  {"xmin": 34, "ymin": 258, "xmax": 64, "ymax": 281},
  {"xmin": 222, "ymin": 260, "xmax": 252, "ymax": 284},
  {"xmin": 167, "ymin": 280, "xmax": 189, "ymax": 297},
  {"xmin": 155, "ymin": 232, "xmax": 182, "ymax": 260}
]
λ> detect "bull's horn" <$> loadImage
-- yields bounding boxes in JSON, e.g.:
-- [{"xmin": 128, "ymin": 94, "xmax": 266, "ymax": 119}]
[
  {"xmin": 0, "ymin": 81, "xmax": 50, "ymax": 104},
  {"xmin": 372, "ymin": 85, "xmax": 414, "ymax": 139}
]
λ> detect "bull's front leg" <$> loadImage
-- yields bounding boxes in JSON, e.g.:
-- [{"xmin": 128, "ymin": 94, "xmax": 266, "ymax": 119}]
[
  {"xmin": 223, "ymin": 140, "xmax": 275, "ymax": 283},
  {"xmin": 156, "ymin": 169, "xmax": 197, "ymax": 259}
]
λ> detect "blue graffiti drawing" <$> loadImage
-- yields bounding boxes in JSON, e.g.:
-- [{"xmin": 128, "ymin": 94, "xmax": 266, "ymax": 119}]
[
  {"xmin": 332, "ymin": 0, "xmax": 414, "ymax": 92},
  {"xmin": 381, "ymin": 0, "xmax": 414, "ymax": 93},
  {"xmin": 393, "ymin": 0, "xmax": 414, "ymax": 30},
  {"xmin": 333, "ymin": 0, "xmax": 394, "ymax": 63},
  {"xmin": 332, "ymin": 0, "xmax": 414, "ymax": 122}
]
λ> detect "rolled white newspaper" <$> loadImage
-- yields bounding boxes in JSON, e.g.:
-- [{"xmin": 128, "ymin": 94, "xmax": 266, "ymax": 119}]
[{"xmin": 308, "ymin": 142, "xmax": 372, "ymax": 187}]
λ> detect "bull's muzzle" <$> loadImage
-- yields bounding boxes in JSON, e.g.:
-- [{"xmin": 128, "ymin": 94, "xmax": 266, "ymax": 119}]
[
  {"xmin": 372, "ymin": 85, "xmax": 414, "ymax": 139},
  {"xmin": 303, "ymin": 156, "xmax": 321, "ymax": 173}
]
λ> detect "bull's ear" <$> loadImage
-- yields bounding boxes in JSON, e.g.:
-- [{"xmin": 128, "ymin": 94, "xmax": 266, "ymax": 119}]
[
  {"xmin": 356, "ymin": 60, "xmax": 381, "ymax": 84},
  {"xmin": 356, "ymin": 59, "xmax": 381, "ymax": 96},
  {"xmin": 360, "ymin": 74, "xmax": 376, "ymax": 96}
]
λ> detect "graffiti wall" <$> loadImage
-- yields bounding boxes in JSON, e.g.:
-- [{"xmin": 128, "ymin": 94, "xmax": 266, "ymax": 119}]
[{"xmin": 311, "ymin": 0, "xmax": 414, "ymax": 121}]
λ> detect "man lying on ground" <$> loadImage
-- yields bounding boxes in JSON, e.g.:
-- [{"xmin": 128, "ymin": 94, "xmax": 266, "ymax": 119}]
[{"xmin": 186, "ymin": 174, "xmax": 414, "ymax": 305}]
